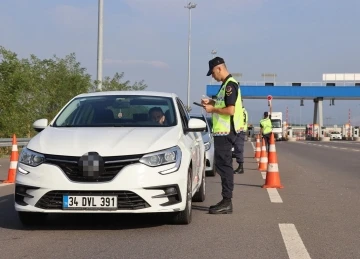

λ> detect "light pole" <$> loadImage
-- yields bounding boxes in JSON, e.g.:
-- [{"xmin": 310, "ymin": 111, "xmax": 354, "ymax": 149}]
[
  {"xmin": 97, "ymin": 0, "xmax": 104, "ymax": 91},
  {"xmin": 210, "ymin": 49, "xmax": 217, "ymax": 85},
  {"xmin": 185, "ymin": 2, "xmax": 196, "ymax": 109}
]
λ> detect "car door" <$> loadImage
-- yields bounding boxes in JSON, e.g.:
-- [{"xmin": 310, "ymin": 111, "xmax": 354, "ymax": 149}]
[{"xmin": 176, "ymin": 98, "xmax": 201, "ymax": 192}]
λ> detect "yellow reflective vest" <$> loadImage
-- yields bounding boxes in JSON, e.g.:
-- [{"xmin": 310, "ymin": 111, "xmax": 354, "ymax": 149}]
[
  {"xmin": 212, "ymin": 77, "xmax": 244, "ymax": 136},
  {"xmin": 243, "ymin": 107, "xmax": 248, "ymax": 131},
  {"xmin": 260, "ymin": 117, "xmax": 272, "ymax": 135}
]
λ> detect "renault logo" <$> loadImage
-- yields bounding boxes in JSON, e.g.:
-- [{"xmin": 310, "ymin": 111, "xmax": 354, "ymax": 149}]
[{"xmin": 78, "ymin": 152, "xmax": 105, "ymax": 179}]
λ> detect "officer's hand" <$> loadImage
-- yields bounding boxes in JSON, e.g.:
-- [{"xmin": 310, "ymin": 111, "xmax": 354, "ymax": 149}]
[
  {"xmin": 203, "ymin": 104, "xmax": 214, "ymax": 113},
  {"xmin": 201, "ymin": 98, "xmax": 210, "ymax": 105}
]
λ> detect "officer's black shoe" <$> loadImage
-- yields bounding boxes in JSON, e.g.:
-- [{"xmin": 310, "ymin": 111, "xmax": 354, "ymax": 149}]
[
  {"xmin": 209, "ymin": 199, "xmax": 225, "ymax": 210},
  {"xmin": 209, "ymin": 198, "xmax": 233, "ymax": 214},
  {"xmin": 234, "ymin": 163, "xmax": 244, "ymax": 174}
]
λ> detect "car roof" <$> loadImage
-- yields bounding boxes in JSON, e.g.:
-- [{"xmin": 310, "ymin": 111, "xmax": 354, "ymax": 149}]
[{"xmin": 75, "ymin": 91, "xmax": 178, "ymax": 99}]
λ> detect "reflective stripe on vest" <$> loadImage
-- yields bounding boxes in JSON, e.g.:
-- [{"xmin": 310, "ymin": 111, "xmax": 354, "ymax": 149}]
[
  {"xmin": 260, "ymin": 117, "xmax": 272, "ymax": 134},
  {"xmin": 212, "ymin": 77, "xmax": 244, "ymax": 136},
  {"xmin": 243, "ymin": 107, "xmax": 248, "ymax": 131}
]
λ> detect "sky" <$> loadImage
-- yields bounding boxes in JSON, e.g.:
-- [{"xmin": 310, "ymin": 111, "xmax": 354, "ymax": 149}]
[{"xmin": 1, "ymin": 0, "xmax": 360, "ymax": 126}]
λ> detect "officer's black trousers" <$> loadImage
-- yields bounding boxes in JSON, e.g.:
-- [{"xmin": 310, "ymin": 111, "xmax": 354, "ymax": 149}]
[
  {"xmin": 214, "ymin": 130, "xmax": 237, "ymax": 199},
  {"xmin": 234, "ymin": 131, "xmax": 246, "ymax": 164},
  {"xmin": 262, "ymin": 133, "xmax": 271, "ymax": 152}
]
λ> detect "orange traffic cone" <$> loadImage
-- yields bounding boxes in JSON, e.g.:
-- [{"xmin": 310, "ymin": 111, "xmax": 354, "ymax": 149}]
[
  {"xmin": 3, "ymin": 134, "xmax": 19, "ymax": 184},
  {"xmin": 258, "ymin": 138, "xmax": 268, "ymax": 171},
  {"xmin": 262, "ymin": 133, "xmax": 284, "ymax": 189},
  {"xmin": 254, "ymin": 135, "xmax": 261, "ymax": 162}
]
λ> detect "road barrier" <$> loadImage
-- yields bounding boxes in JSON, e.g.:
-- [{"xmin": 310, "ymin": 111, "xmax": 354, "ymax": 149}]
[{"xmin": 0, "ymin": 138, "xmax": 30, "ymax": 147}]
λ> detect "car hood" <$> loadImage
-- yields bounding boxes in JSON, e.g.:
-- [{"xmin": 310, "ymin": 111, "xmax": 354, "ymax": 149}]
[{"xmin": 27, "ymin": 126, "xmax": 181, "ymax": 157}]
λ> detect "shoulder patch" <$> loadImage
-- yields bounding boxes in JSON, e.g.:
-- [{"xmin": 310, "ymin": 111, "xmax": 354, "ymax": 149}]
[{"xmin": 226, "ymin": 85, "xmax": 232, "ymax": 92}]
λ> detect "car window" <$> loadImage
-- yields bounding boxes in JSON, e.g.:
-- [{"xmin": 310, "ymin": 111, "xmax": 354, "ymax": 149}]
[
  {"xmin": 53, "ymin": 95, "xmax": 177, "ymax": 127},
  {"xmin": 176, "ymin": 98, "xmax": 189, "ymax": 129},
  {"xmin": 177, "ymin": 98, "xmax": 190, "ymax": 122}
]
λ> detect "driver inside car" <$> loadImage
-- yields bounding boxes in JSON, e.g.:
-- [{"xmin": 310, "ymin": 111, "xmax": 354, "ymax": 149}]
[{"xmin": 148, "ymin": 107, "xmax": 167, "ymax": 125}]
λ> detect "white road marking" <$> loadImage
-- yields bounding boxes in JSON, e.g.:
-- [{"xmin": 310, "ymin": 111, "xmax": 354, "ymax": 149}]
[
  {"xmin": 279, "ymin": 224, "xmax": 312, "ymax": 259},
  {"xmin": 267, "ymin": 188, "xmax": 283, "ymax": 203},
  {"xmin": 251, "ymin": 142, "xmax": 255, "ymax": 150},
  {"xmin": 0, "ymin": 183, "xmax": 13, "ymax": 187},
  {"xmin": 261, "ymin": 171, "xmax": 266, "ymax": 179}
]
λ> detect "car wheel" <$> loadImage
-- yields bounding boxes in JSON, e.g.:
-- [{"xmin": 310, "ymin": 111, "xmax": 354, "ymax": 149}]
[
  {"xmin": 206, "ymin": 156, "xmax": 216, "ymax": 177},
  {"xmin": 193, "ymin": 158, "xmax": 206, "ymax": 202},
  {"xmin": 172, "ymin": 167, "xmax": 192, "ymax": 225},
  {"xmin": 18, "ymin": 211, "xmax": 48, "ymax": 226}
]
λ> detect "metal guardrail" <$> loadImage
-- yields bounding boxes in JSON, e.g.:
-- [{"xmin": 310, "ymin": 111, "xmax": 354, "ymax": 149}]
[{"xmin": 0, "ymin": 138, "xmax": 30, "ymax": 147}]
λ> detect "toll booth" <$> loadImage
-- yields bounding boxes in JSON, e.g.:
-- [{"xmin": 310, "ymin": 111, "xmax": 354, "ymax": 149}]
[
  {"xmin": 320, "ymin": 126, "xmax": 326, "ymax": 138},
  {"xmin": 313, "ymin": 124, "xmax": 319, "ymax": 140},
  {"xmin": 343, "ymin": 123, "xmax": 351, "ymax": 139},
  {"xmin": 287, "ymin": 126, "xmax": 293, "ymax": 138},
  {"xmin": 353, "ymin": 126, "xmax": 359, "ymax": 137}
]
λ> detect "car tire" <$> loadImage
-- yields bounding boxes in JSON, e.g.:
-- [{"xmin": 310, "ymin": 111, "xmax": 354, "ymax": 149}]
[
  {"xmin": 193, "ymin": 157, "xmax": 206, "ymax": 202},
  {"xmin": 18, "ymin": 211, "xmax": 48, "ymax": 226},
  {"xmin": 206, "ymin": 156, "xmax": 216, "ymax": 177},
  {"xmin": 172, "ymin": 167, "xmax": 192, "ymax": 225}
]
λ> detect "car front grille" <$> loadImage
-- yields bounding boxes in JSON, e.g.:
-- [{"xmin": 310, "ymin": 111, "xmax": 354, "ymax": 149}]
[
  {"xmin": 35, "ymin": 190, "xmax": 150, "ymax": 210},
  {"xmin": 43, "ymin": 154, "xmax": 143, "ymax": 183}
]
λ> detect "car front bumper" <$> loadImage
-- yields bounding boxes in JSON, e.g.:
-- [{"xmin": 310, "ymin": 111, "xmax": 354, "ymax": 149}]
[{"xmin": 14, "ymin": 161, "xmax": 188, "ymax": 214}]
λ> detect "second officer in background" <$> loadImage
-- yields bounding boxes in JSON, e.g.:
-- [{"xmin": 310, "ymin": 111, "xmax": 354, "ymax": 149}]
[{"xmin": 233, "ymin": 100, "xmax": 248, "ymax": 174}]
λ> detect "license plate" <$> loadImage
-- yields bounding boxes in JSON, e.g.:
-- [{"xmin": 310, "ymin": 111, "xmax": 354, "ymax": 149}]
[{"xmin": 62, "ymin": 195, "xmax": 118, "ymax": 210}]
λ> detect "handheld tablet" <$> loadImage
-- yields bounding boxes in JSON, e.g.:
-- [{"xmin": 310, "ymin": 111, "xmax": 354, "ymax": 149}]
[{"xmin": 193, "ymin": 102, "xmax": 204, "ymax": 107}]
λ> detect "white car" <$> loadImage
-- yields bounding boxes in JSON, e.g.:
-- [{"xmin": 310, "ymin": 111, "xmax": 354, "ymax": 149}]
[
  {"xmin": 15, "ymin": 91, "xmax": 207, "ymax": 226},
  {"xmin": 190, "ymin": 114, "xmax": 215, "ymax": 176},
  {"xmin": 330, "ymin": 131, "xmax": 342, "ymax": 140}
]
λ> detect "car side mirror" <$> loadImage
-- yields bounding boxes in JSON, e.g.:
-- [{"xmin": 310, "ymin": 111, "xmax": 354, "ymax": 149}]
[
  {"xmin": 33, "ymin": 119, "xmax": 48, "ymax": 132},
  {"xmin": 185, "ymin": 118, "xmax": 206, "ymax": 132}
]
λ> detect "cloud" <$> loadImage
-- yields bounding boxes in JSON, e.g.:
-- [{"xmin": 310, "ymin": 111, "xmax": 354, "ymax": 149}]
[
  {"xmin": 51, "ymin": 5, "xmax": 97, "ymax": 29},
  {"xmin": 124, "ymin": 0, "xmax": 266, "ymax": 19},
  {"xmin": 104, "ymin": 59, "xmax": 169, "ymax": 69}
]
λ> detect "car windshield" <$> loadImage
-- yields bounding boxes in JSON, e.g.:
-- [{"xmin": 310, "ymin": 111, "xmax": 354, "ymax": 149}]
[
  {"xmin": 271, "ymin": 119, "xmax": 282, "ymax": 128},
  {"xmin": 53, "ymin": 95, "xmax": 177, "ymax": 127}
]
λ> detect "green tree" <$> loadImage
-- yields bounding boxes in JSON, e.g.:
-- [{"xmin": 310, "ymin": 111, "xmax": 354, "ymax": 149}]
[
  {"xmin": 0, "ymin": 46, "xmax": 148, "ymax": 139},
  {"xmin": 92, "ymin": 72, "xmax": 148, "ymax": 92}
]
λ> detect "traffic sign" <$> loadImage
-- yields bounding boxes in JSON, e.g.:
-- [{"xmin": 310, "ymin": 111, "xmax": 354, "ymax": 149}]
[{"xmin": 267, "ymin": 95, "xmax": 273, "ymax": 101}]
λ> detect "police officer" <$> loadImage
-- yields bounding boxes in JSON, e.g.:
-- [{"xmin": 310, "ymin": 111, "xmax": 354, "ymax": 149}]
[
  {"xmin": 202, "ymin": 57, "xmax": 244, "ymax": 214},
  {"xmin": 260, "ymin": 104, "xmax": 272, "ymax": 152},
  {"xmin": 233, "ymin": 100, "xmax": 248, "ymax": 174}
]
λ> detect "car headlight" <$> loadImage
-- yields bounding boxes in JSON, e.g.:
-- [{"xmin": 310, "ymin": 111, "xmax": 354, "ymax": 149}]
[
  {"xmin": 19, "ymin": 148, "xmax": 45, "ymax": 167},
  {"xmin": 140, "ymin": 146, "xmax": 181, "ymax": 167},
  {"xmin": 204, "ymin": 142, "xmax": 211, "ymax": 151}
]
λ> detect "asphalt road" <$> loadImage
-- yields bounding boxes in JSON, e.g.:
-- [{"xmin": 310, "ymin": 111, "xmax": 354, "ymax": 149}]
[
  {"xmin": 0, "ymin": 141, "xmax": 359, "ymax": 259},
  {"xmin": 0, "ymin": 157, "xmax": 10, "ymax": 181},
  {"xmin": 300, "ymin": 140, "xmax": 360, "ymax": 151}
]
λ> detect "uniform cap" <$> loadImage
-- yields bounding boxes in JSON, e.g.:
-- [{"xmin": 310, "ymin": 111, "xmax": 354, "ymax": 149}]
[{"xmin": 206, "ymin": 57, "xmax": 225, "ymax": 76}]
